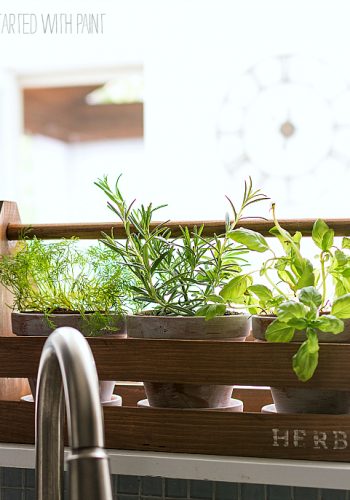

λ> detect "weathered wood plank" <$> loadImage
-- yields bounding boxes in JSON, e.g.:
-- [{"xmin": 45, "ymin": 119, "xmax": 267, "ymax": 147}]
[
  {"xmin": 0, "ymin": 202, "xmax": 29, "ymax": 399},
  {"xmin": 7, "ymin": 218, "xmax": 350, "ymax": 240},
  {"xmin": 103, "ymin": 407, "xmax": 350, "ymax": 461},
  {"xmin": 1, "ymin": 402, "xmax": 350, "ymax": 462},
  {"xmin": 0, "ymin": 337, "xmax": 350, "ymax": 389}
]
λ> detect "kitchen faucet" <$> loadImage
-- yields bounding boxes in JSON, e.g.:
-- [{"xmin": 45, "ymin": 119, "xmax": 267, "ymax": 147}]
[{"xmin": 35, "ymin": 327, "xmax": 113, "ymax": 500}]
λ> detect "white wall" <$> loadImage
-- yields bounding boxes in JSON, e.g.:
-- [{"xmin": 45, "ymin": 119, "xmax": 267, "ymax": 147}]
[
  {"xmin": 144, "ymin": 0, "xmax": 350, "ymax": 220},
  {"xmin": 17, "ymin": 136, "xmax": 145, "ymax": 223},
  {"xmin": 0, "ymin": 70, "xmax": 21, "ymax": 201},
  {"xmin": 3, "ymin": 0, "xmax": 350, "ymax": 223}
]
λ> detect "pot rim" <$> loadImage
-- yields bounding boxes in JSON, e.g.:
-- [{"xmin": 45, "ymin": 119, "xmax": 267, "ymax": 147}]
[
  {"xmin": 127, "ymin": 313, "xmax": 249, "ymax": 320},
  {"xmin": 12, "ymin": 311, "xmax": 124, "ymax": 316}
]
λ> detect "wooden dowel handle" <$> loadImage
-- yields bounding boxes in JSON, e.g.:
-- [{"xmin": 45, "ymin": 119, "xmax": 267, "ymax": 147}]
[{"xmin": 6, "ymin": 218, "xmax": 350, "ymax": 240}]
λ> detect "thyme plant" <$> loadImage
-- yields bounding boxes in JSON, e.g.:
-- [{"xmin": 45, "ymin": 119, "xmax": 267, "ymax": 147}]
[
  {"xmin": 0, "ymin": 238, "xmax": 134, "ymax": 335},
  {"xmin": 95, "ymin": 175, "xmax": 268, "ymax": 317}
]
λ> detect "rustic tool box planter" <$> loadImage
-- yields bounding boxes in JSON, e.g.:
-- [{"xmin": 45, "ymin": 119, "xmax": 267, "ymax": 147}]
[{"xmin": 2, "ymin": 201, "xmax": 350, "ymax": 463}]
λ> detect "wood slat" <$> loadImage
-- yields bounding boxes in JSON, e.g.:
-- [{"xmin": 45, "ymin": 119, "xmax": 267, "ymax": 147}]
[
  {"xmin": 1, "ymin": 337, "xmax": 350, "ymax": 389},
  {"xmin": 2, "ymin": 402, "xmax": 350, "ymax": 462},
  {"xmin": 0, "ymin": 202, "xmax": 29, "ymax": 399},
  {"xmin": 7, "ymin": 218, "xmax": 350, "ymax": 240},
  {"xmin": 104, "ymin": 407, "xmax": 350, "ymax": 461}
]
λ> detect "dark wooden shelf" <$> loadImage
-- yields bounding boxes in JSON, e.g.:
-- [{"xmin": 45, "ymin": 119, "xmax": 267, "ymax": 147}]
[
  {"xmin": 1, "ymin": 336, "xmax": 350, "ymax": 389},
  {"xmin": 1, "ymin": 401, "xmax": 350, "ymax": 462}
]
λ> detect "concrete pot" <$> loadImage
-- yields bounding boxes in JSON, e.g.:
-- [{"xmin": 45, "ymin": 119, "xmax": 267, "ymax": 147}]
[
  {"xmin": 127, "ymin": 314, "xmax": 250, "ymax": 409},
  {"xmin": 12, "ymin": 311, "xmax": 126, "ymax": 337},
  {"xmin": 12, "ymin": 311, "xmax": 126, "ymax": 402},
  {"xmin": 137, "ymin": 398, "xmax": 244, "ymax": 412},
  {"xmin": 252, "ymin": 315, "xmax": 350, "ymax": 414}
]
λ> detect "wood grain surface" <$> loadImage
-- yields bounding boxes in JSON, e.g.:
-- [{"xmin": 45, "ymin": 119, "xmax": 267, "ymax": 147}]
[
  {"xmin": 7, "ymin": 218, "xmax": 350, "ymax": 240},
  {"xmin": 0, "ymin": 337, "xmax": 350, "ymax": 389},
  {"xmin": 2, "ymin": 401, "xmax": 350, "ymax": 461},
  {"xmin": 0, "ymin": 202, "xmax": 29, "ymax": 399}
]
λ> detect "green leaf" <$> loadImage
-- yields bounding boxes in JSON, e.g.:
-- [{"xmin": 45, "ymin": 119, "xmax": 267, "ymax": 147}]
[
  {"xmin": 219, "ymin": 275, "xmax": 251, "ymax": 301},
  {"xmin": 295, "ymin": 259, "xmax": 315, "ymax": 289},
  {"xmin": 331, "ymin": 294, "xmax": 350, "ymax": 318},
  {"xmin": 287, "ymin": 317, "xmax": 308, "ymax": 330},
  {"xmin": 206, "ymin": 294, "xmax": 225, "ymax": 304},
  {"xmin": 292, "ymin": 331, "xmax": 319, "ymax": 382},
  {"xmin": 276, "ymin": 301, "xmax": 309, "ymax": 322},
  {"xmin": 299, "ymin": 286, "xmax": 322, "ymax": 308},
  {"xmin": 335, "ymin": 250, "xmax": 348, "ymax": 267},
  {"xmin": 313, "ymin": 315, "xmax": 344, "ymax": 334},
  {"xmin": 248, "ymin": 284, "xmax": 273, "ymax": 302},
  {"xmin": 322, "ymin": 229, "xmax": 334, "ymax": 251},
  {"xmin": 227, "ymin": 228, "xmax": 269, "ymax": 253},
  {"xmin": 311, "ymin": 219, "xmax": 334, "ymax": 251},
  {"xmin": 312, "ymin": 219, "xmax": 330, "ymax": 250},
  {"xmin": 196, "ymin": 304, "xmax": 226, "ymax": 320},
  {"xmin": 293, "ymin": 231, "xmax": 302, "ymax": 245},
  {"xmin": 269, "ymin": 226, "xmax": 294, "ymax": 253},
  {"xmin": 265, "ymin": 320, "xmax": 295, "ymax": 342},
  {"xmin": 342, "ymin": 237, "xmax": 350, "ymax": 249},
  {"xmin": 150, "ymin": 251, "xmax": 170, "ymax": 274}
]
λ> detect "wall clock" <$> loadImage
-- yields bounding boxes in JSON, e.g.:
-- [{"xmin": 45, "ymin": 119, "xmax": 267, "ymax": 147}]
[{"xmin": 217, "ymin": 55, "xmax": 350, "ymax": 202}]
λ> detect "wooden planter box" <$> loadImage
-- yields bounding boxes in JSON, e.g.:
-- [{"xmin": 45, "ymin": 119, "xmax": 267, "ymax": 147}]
[
  {"xmin": 0, "ymin": 336, "xmax": 350, "ymax": 462},
  {"xmin": 2, "ymin": 201, "xmax": 350, "ymax": 463}
]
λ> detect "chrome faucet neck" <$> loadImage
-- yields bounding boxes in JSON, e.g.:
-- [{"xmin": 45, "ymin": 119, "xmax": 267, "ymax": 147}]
[{"xmin": 35, "ymin": 327, "xmax": 113, "ymax": 500}]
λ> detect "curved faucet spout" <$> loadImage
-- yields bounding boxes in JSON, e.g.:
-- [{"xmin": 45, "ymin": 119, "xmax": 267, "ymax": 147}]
[{"xmin": 35, "ymin": 327, "xmax": 113, "ymax": 500}]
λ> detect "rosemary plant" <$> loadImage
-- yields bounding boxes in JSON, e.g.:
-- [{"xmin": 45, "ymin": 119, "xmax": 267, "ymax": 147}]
[{"xmin": 95, "ymin": 175, "xmax": 268, "ymax": 317}]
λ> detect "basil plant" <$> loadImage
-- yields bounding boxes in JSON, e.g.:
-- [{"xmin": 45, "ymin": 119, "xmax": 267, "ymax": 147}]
[{"xmin": 228, "ymin": 206, "xmax": 350, "ymax": 381}]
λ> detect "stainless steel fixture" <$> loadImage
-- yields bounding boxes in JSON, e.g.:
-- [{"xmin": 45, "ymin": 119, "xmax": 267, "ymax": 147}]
[{"xmin": 35, "ymin": 327, "xmax": 113, "ymax": 500}]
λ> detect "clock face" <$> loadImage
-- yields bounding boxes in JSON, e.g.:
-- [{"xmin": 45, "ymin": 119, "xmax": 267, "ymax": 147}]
[{"xmin": 216, "ymin": 55, "xmax": 350, "ymax": 205}]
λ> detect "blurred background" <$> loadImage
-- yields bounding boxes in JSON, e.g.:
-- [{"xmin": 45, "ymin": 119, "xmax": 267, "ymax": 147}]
[{"xmin": 1, "ymin": 0, "xmax": 350, "ymax": 223}]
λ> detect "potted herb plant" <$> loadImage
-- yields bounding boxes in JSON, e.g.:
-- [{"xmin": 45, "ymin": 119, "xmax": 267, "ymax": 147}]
[
  {"xmin": 96, "ymin": 175, "xmax": 268, "ymax": 409},
  {"xmin": 0, "ymin": 237, "xmax": 133, "ymax": 402},
  {"xmin": 247, "ymin": 209, "xmax": 350, "ymax": 413}
]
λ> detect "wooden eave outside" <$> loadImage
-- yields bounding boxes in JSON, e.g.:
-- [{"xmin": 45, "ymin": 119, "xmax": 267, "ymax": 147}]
[{"xmin": 23, "ymin": 86, "xmax": 144, "ymax": 143}]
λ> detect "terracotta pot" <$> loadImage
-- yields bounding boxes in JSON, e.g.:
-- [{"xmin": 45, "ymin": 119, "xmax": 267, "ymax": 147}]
[
  {"xmin": 127, "ymin": 314, "xmax": 250, "ymax": 409},
  {"xmin": 12, "ymin": 311, "xmax": 126, "ymax": 402},
  {"xmin": 252, "ymin": 315, "xmax": 350, "ymax": 414}
]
